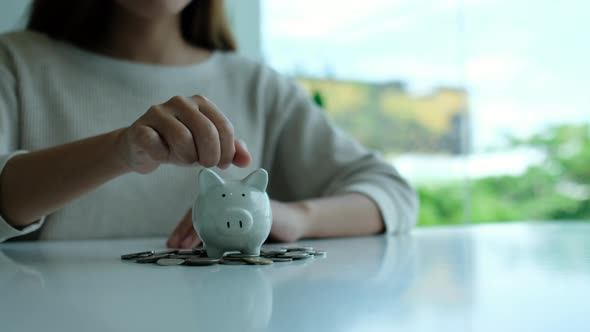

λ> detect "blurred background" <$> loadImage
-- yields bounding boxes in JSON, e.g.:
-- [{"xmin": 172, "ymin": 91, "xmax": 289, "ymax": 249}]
[
  {"xmin": 1, "ymin": 0, "xmax": 588, "ymax": 226},
  {"xmin": 262, "ymin": 0, "xmax": 590, "ymax": 226}
]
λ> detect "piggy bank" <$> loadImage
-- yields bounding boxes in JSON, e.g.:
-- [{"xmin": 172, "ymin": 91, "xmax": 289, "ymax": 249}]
[{"xmin": 192, "ymin": 168, "xmax": 272, "ymax": 258}]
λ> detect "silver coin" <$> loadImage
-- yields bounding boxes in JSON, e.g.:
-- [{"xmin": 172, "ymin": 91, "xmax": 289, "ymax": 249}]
[
  {"xmin": 177, "ymin": 249, "xmax": 198, "ymax": 255},
  {"xmin": 184, "ymin": 257, "xmax": 220, "ymax": 266},
  {"xmin": 168, "ymin": 254, "xmax": 194, "ymax": 260},
  {"xmin": 261, "ymin": 253, "xmax": 278, "ymax": 258},
  {"xmin": 270, "ymin": 257, "xmax": 293, "ymax": 262},
  {"xmin": 197, "ymin": 252, "xmax": 209, "ymax": 258},
  {"xmin": 154, "ymin": 249, "xmax": 178, "ymax": 256},
  {"xmin": 135, "ymin": 253, "xmax": 171, "ymax": 263},
  {"xmin": 312, "ymin": 251, "xmax": 327, "ymax": 258},
  {"xmin": 222, "ymin": 256, "xmax": 247, "ymax": 261},
  {"xmin": 192, "ymin": 248, "xmax": 207, "ymax": 255},
  {"xmin": 261, "ymin": 250, "xmax": 287, "ymax": 257},
  {"xmin": 220, "ymin": 259, "xmax": 248, "ymax": 265},
  {"xmin": 284, "ymin": 246, "xmax": 314, "ymax": 253},
  {"xmin": 157, "ymin": 258, "xmax": 185, "ymax": 266},
  {"xmin": 282, "ymin": 251, "xmax": 309, "ymax": 256},
  {"xmin": 261, "ymin": 248, "xmax": 288, "ymax": 254},
  {"xmin": 224, "ymin": 253, "xmax": 259, "ymax": 259},
  {"xmin": 243, "ymin": 257, "xmax": 273, "ymax": 265},
  {"xmin": 121, "ymin": 250, "xmax": 154, "ymax": 260},
  {"xmin": 278, "ymin": 252, "xmax": 310, "ymax": 259}
]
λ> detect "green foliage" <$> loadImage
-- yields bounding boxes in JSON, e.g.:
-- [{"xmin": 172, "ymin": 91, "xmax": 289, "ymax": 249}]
[
  {"xmin": 417, "ymin": 185, "xmax": 463, "ymax": 226},
  {"xmin": 312, "ymin": 91, "xmax": 325, "ymax": 108},
  {"xmin": 417, "ymin": 124, "xmax": 590, "ymax": 226}
]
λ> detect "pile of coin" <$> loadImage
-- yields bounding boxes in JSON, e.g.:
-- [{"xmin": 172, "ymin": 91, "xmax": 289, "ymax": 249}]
[{"xmin": 121, "ymin": 246, "xmax": 327, "ymax": 266}]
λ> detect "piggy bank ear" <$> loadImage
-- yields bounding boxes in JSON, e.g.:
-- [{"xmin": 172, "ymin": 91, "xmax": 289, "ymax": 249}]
[
  {"xmin": 241, "ymin": 168, "xmax": 268, "ymax": 192},
  {"xmin": 199, "ymin": 168, "xmax": 225, "ymax": 192}
]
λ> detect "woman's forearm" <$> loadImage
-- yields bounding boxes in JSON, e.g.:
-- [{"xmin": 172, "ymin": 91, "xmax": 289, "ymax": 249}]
[
  {"xmin": 0, "ymin": 129, "xmax": 130, "ymax": 228},
  {"xmin": 298, "ymin": 193, "xmax": 385, "ymax": 238}
]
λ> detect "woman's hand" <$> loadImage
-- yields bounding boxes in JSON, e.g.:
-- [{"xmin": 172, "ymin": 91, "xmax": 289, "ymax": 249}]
[
  {"xmin": 166, "ymin": 200, "xmax": 309, "ymax": 248},
  {"xmin": 166, "ymin": 210, "xmax": 202, "ymax": 249},
  {"xmin": 267, "ymin": 200, "xmax": 309, "ymax": 243},
  {"xmin": 117, "ymin": 95, "xmax": 251, "ymax": 174}
]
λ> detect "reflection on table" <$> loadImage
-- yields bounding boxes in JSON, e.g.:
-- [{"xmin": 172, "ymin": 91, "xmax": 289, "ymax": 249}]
[{"xmin": 1, "ymin": 222, "xmax": 589, "ymax": 332}]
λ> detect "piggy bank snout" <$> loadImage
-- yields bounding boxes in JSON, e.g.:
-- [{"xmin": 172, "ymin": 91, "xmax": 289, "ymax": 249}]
[{"xmin": 216, "ymin": 208, "xmax": 254, "ymax": 235}]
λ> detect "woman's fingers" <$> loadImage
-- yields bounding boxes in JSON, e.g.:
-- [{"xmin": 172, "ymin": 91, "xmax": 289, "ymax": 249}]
[
  {"xmin": 183, "ymin": 232, "xmax": 201, "ymax": 249},
  {"xmin": 125, "ymin": 94, "xmax": 250, "ymax": 172},
  {"xmin": 170, "ymin": 96, "xmax": 221, "ymax": 167},
  {"xmin": 233, "ymin": 139, "xmax": 252, "ymax": 168},
  {"xmin": 145, "ymin": 109, "xmax": 199, "ymax": 165},
  {"xmin": 190, "ymin": 95, "xmax": 236, "ymax": 169}
]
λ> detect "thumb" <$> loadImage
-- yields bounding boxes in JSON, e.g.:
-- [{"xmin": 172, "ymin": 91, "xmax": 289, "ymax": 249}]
[{"xmin": 232, "ymin": 139, "xmax": 252, "ymax": 168}]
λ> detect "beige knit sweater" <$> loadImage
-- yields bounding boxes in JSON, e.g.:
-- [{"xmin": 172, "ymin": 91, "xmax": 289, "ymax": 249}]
[{"xmin": 0, "ymin": 31, "xmax": 418, "ymax": 242}]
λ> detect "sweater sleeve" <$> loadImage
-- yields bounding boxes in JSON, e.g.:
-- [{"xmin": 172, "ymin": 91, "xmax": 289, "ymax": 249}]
[
  {"xmin": 262, "ymin": 70, "xmax": 418, "ymax": 234},
  {"xmin": 0, "ymin": 45, "xmax": 44, "ymax": 242}
]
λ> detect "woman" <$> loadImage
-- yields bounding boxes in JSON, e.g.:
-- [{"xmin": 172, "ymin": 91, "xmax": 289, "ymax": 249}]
[{"xmin": 0, "ymin": 0, "xmax": 418, "ymax": 248}]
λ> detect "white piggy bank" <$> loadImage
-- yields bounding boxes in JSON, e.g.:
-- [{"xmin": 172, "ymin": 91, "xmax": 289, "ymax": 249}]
[{"xmin": 192, "ymin": 168, "xmax": 272, "ymax": 258}]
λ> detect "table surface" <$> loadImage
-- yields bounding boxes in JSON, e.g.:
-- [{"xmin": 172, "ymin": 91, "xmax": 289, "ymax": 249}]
[{"xmin": 1, "ymin": 222, "xmax": 589, "ymax": 332}]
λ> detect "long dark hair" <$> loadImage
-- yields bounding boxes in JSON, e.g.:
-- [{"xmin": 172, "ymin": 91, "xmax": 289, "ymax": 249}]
[{"xmin": 26, "ymin": 0, "xmax": 237, "ymax": 51}]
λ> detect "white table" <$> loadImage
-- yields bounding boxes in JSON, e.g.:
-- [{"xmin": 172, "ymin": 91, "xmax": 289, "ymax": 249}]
[{"xmin": 1, "ymin": 222, "xmax": 589, "ymax": 332}]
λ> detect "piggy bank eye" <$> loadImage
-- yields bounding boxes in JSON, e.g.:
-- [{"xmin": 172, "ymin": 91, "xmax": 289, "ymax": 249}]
[
  {"xmin": 221, "ymin": 194, "xmax": 226, "ymax": 197},
  {"xmin": 242, "ymin": 193, "xmax": 246, "ymax": 197}
]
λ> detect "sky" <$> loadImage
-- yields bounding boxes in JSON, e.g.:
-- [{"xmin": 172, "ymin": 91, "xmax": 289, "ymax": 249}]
[{"xmin": 261, "ymin": 0, "xmax": 589, "ymax": 152}]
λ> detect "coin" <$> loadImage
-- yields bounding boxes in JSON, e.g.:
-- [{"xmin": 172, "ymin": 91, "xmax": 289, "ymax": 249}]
[
  {"xmin": 225, "ymin": 253, "xmax": 259, "ymax": 259},
  {"xmin": 270, "ymin": 257, "xmax": 293, "ymax": 262},
  {"xmin": 192, "ymin": 248, "xmax": 207, "ymax": 255},
  {"xmin": 154, "ymin": 250, "xmax": 178, "ymax": 255},
  {"xmin": 278, "ymin": 252, "xmax": 309, "ymax": 259},
  {"xmin": 222, "ymin": 256, "xmax": 248, "ymax": 261},
  {"xmin": 284, "ymin": 246, "xmax": 314, "ymax": 253},
  {"xmin": 184, "ymin": 257, "xmax": 220, "ymax": 266},
  {"xmin": 220, "ymin": 259, "xmax": 248, "ymax": 265},
  {"xmin": 243, "ymin": 257, "xmax": 273, "ymax": 265},
  {"xmin": 281, "ymin": 251, "xmax": 309, "ymax": 256},
  {"xmin": 177, "ymin": 249, "xmax": 198, "ymax": 255},
  {"xmin": 312, "ymin": 250, "xmax": 327, "ymax": 258},
  {"xmin": 157, "ymin": 258, "xmax": 185, "ymax": 266},
  {"xmin": 121, "ymin": 250, "xmax": 154, "ymax": 260},
  {"xmin": 136, "ymin": 253, "xmax": 171, "ymax": 263},
  {"xmin": 261, "ymin": 247, "xmax": 287, "ymax": 254},
  {"xmin": 168, "ymin": 254, "xmax": 195, "ymax": 260},
  {"xmin": 261, "ymin": 250, "xmax": 287, "ymax": 257},
  {"xmin": 123, "ymin": 246, "xmax": 324, "ymax": 266},
  {"xmin": 287, "ymin": 250, "xmax": 309, "ymax": 255}
]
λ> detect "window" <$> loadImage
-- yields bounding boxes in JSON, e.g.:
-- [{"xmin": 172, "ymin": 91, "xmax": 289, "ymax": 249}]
[{"xmin": 262, "ymin": 0, "xmax": 590, "ymax": 225}]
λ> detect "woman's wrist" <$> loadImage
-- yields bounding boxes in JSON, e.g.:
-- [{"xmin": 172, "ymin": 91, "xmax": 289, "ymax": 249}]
[
  {"xmin": 107, "ymin": 128, "xmax": 133, "ymax": 176},
  {"xmin": 269, "ymin": 200, "xmax": 310, "ymax": 242},
  {"xmin": 288, "ymin": 200, "xmax": 314, "ymax": 239},
  {"xmin": 289, "ymin": 194, "xmax": 385, "ymax": 240},
  {"xmin": 0, "ymin": 129, "xmax": 135, "ymax": 227}
]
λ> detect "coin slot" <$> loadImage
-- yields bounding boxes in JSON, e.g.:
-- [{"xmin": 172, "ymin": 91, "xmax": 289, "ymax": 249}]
[
  {"xmin": 239, "ymin": 220, "xmax": 243, "ymax": 228},
  {"xmin": 226, "ymin": 221, "xmax": 230, "ymax": 228}
]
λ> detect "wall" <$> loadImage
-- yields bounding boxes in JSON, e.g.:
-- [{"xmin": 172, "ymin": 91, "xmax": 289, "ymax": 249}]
[
  {"xmin": 0, "ymin": 0, "xmax": 30, "ymax": 33},
  {"xmin": 225, "ymin": 0, "xmax": 262, "ymax": 60}
]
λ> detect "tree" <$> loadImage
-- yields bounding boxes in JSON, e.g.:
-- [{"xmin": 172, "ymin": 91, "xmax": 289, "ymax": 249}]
[{"xmin": 417, "ymin": 124, "xmax": 590, "ymax": 226}]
